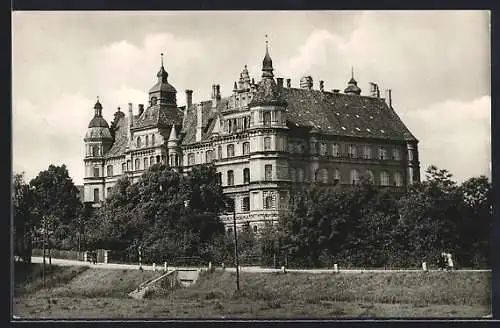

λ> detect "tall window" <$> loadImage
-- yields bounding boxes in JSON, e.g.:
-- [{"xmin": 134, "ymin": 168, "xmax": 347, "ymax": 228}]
[
  {"xmin": 135, "ymin": 158, "xmax": 140, "ymax": 170},
  {"xmin": 243, "ymin": 168, "xmax": 250, "ymax": 184},
  {"xmin": 93, "ymin": 167, "xmax": 99, "ymax": 177},
  {"xmin": 321, "ymin": 169, "xmax": 328, "ymax": 183},
  {"xmin": 263, "ymin": 112, "xmax": 271, "ymax": 126},
  {"xmin": 106, "ymin": 187, "xmax": 112, "ymax": 198},
  {"xmin": 332, "ymin": 143, "xmax": 340, "ymax": 157},
  {"xmin": 93, "ymin": 188, "xmax": 100, "ymax": 202},
  {"xmin": 242, "ymin": 197, "xmax": 250, "ymax": 212},
  {"xmin": 380, "ymin": 171, "xmax": 390, "ymax": 186},
  {"xmin": 227, "ymin": 144, "xmax": 235, "ymax": 157},
  {"xmin": 264, "ymin": 137, "xmax": 271, "ymax": 150},
  {"xmin": 264, "ymin": 195, "xmax": 274, "ymax": 209},
  {"xmin": 365, "ymin": 170, "xmax": 374, "ymax": 183},
  {"xmin": 320, "ymin": 143, "xmax": 328, "ymax": 156},
  {"xmin": 364, "ymin": 145, "xmax": 372, "ymax": 159},
  {"xmin": 206, "ymin": 150, "xmax": 214, "ymax": 162},
  {"xmin": 216, "ymin": 172, "xmax": 222, "ymax": 185},
  {"xmin": 243, "ymin": 142, "xmax": 250, "ymax": 155},
  {"xmin": 144, "ymin": 157, "xmax": 149, "ymax": 169},
  {"xmin": 92, "ymin": 146, "xmax": 98, "ymax": 157},
  {"xmin": 188, "ymin": 153, "xmax": 195, "ymax": 165},
  {"xmin": 393, "ymin": 148, "xmax": 401, "ymax": 160},
  {"xmin": 334, "ymin": 168, "xmax": 341, "ymax": 182},
  {"xmin": 127, "ymin": 160, "xmax": 132, "ymax": 171},
  {"xmin": 106, "ymin": 165, "xmax": 113, "ymax": 177},
  {"xmin": 151, "ymin": 134, "xmax": 155, "ymax": 146},
  {"xmin": 349, "ymin": 144, "xmax": 357, "ymax": 158},
  {"xmin": 350, "ymin": 169, "xmax": 359, "ymax": 185},
  {"xmin": 122, "ymin": 163, "xmax": 126, "ymax": 174},
  {"xmin": 156, "ymin": 155, "xmax": 161, "ymax": 164},
  {"xmin": 314, "ymin": 169, "xmax": 321, "ymax": 182},
  {"xmin": 137, "ymin": 137, "xmax": 142, "ymax": 148},
  {"xmin": 394, "ymin": 172, "xmax": 403, "ymax": 186},
  {"xmin": 218, "ymin": 145, "xmax": 223, "ymax": 159},
  {"xmin": 265, "ymin": 165, "xmax": 272, "ymax": 181},
  {"xmin": 150, "ymin": 156, "xmax": 155, "ymax": 166},
  {"xmin": 145, "ymin": 135, "xmax": 149, "ymax": 147},
  {"xmin": 227, "ymin": 170, "xmax": 234, "ymax": 186},
  {"xmin": 289, "ymin": 168, "xmax": 296, "ymax": 182},
  {"xmin": 379, "ymin": 146, "xmax": 387, "ymax": 160},
  {"xmin": 297, "ymin": 168, "xmax": 305, "ymax": 182}
]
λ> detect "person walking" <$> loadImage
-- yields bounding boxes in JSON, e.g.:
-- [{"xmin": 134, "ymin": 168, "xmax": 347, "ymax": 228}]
[{"xmin": 446, "ymin": 253, "xmax": 454, "ymax": 271}]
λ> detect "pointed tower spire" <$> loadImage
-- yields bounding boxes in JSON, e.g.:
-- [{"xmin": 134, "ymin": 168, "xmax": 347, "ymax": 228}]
[
  {"xmin": 94, "ymin": 96, "xmax": 102, "ymax": 116},
  {"xmin": 161, "ymin": 52, "xmax": 164, "ymax": 67},
  {"xmin": 262, "ymin": 34, "xmax": 274, "ymax": 78},
  {"xmin": 168, "ymin": 124, "xmax": 178, "ymax": 141}
]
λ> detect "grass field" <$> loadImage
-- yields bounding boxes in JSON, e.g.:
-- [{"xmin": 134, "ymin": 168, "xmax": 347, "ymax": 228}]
[{"xmin": 13, "ymin": 264, "xmax": 491, "ymax": 319}]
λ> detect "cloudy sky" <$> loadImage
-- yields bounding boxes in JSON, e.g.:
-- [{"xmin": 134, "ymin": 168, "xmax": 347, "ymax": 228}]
[{"xmin": 12, "ymin": 11, "xmax": 491, "ymax": 185}]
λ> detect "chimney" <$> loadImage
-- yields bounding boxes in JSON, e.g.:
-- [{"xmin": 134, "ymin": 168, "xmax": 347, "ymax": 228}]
[
  {"xmin": 196, "ymin": 103, "xmax": 203, "ymax": 142},
  {"xmin": 138, "ymin": 104, "xmax": 144, "ymax": 116},
  {"xmin": 211, "ymin": 84, "xmax": 216, "ymax": 99},
  {"xmin": 216, "ymin": 84, "xmax": 221, "ymax": 100},
  {"xmin": 332, "ymin": 89, "xmax": 340, "ymax": 93},
  {"xmin": 369, "ymin": 82, "xmax": 380, "ymax": 98},
  {"xmin": 277, "ymin": 78, "xmax": 284, "ymax": 92},
  {"xmin": 286, "ymin": 78, "xmax": 291, "ymax": 88},
  {"xmin": 185, "ymin": 89, "xmax": 193, "ymax": 108},
  {"xmin": 300, "ymin": 76, "xmax": 313, "ymax": 90},
  {"xmin": 386, "ymin": 89, "xmax": 392, "ymax": 107},
  {"xmin": 319, "ymin": 80, "xmax": 324, "ymax": 92},
  {"xmin": 128, "ymin": 103, "xmax": 133, "ymax": 126}
]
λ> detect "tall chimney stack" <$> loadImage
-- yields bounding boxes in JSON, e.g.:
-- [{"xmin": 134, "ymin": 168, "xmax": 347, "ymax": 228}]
[
  {"xmin": 319, "ymin": 80, "xmax": 324, "ymax": 92},
  {"xmin": 386, "ymin": 89, "xmax": 392, "ymax": 108},
  {"xmin": 138, "ymin": 104, "xmax": 144, "ymax": 116},
  {"xmin": 216, "ymin": 84, "xmax": 221, "ymax": 100},
  {"xmin": 286, "ymin": 78, "xmax": 291, "ymax": 88},
  {"xmin": 128, "ymin": 103, "xmax": 133, "ymax": 125},
  {"xmin": 185, "ymin": 89, "xmax": 193, "ymax": 108},
  {"xmin": 277, "ymin": 77, "xmax": 284, "ymax": 92}
]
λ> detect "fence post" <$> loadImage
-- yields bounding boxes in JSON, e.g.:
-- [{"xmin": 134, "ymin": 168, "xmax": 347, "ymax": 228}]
[
  {"xmin": 281, "ymin": 266, "xmax": 286, "ymax": 273},
  {"xmin": 333, "ymin": 263, "xmax": 339, "ymax": 273},
  {"xmin": 153, "ymin": 263, "xmax": 156, "ymax": 271},
  {"xmin": 422, "ymin": 262, "xmax": 427, "ymax": 271},
  {"xmin": 164, "ymin": 262, "xmax": 167, "ymax": 272},
  {"xmin": 104, "ymin": 250, "xmax": 108, "ymax": 264},
  {"xmin": 209, "ymin": 261, "xmax": 212, "ymax": 270}
]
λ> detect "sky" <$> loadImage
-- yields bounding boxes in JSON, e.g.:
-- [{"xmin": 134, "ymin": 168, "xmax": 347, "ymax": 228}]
[{"xmin": 12, "ymin": 11, "xmax": 491, "ymax": 185}]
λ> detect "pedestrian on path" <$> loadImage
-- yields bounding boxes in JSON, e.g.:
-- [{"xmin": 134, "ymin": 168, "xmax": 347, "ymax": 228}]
[{"xmin": 446, "ymin": 253, "xmax": 454, "ymax": 271}]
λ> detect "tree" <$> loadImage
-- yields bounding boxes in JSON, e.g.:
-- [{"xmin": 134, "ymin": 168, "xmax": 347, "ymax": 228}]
[
  {"xmin": 13, "ymin": 173, "xmax": 39, "ymax": 262},
  {"xmin": 30, "ymin": 165, "xmax": 82, "ymax": 250}
]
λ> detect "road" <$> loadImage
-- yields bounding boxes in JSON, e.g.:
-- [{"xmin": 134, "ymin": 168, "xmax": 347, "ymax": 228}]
[{"xmin": 30, "ymin": 257, "xmax": 490, "ymax": 273}]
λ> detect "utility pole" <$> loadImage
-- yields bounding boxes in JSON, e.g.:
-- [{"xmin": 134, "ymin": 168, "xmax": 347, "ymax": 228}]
[
  {"xmin": 232, "ymin": 199, "xmax": 240, "ymax": 291},
  {"xmin": 42, "ymin": 216, "xmax": 46, "ymax": 289}
]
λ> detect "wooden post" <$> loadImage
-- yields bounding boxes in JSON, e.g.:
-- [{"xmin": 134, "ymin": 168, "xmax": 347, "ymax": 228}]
[{"xmin": 232, "ymin": 201, "xmax": 240, "ymax": 291}]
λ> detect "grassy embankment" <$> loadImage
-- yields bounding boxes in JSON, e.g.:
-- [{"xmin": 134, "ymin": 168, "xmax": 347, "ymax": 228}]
[{"xmin": 13, "ymin": 264, "xmax": 491, "ymax": 319}]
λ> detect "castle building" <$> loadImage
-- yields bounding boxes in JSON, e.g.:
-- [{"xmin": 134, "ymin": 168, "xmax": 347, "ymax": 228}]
[{"xmin": 83, "ymin": 43, "xmax": 420, "ymax": 233}]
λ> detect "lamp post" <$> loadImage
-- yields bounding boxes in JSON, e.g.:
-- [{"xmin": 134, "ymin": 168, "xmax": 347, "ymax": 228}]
[{"xmin": 231, "ymin": 198, "xmax": 240, "ymax": 291}]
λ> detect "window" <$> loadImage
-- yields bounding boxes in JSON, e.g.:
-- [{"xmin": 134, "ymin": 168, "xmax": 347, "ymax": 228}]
[
  {"xmin": 136, "ymin": 137, "xmax": 142, "ymax": 148},
  {"xmin": 297, "ymin": 168, "xmax": 305, "ymax": 182},
  {"xmin": 218, "ymin": 145, "xmax": 223, "ymax": 159},
  {"xmin": 144, "ymin": 135, "xmax": 149, "ymax": 147},
  {"xmin": 314, "ymin": 169, "xmax": 321, "ymax": 182},
  {"xmin": 334, "ymin": 168, "xmax": 341, "ymax": 182},
  {"xmin": 364, "ymin": 145, "xmax": 372, "ymax": 159},
  {"xmin": 289, "ymin": 168, "xmax": 296, "ymax": 182},
  {"xmin": 151, "ymin": 134, "xmax": 155, "ymax": 146},
  {"xmin": 227, "ymin": 227, "xmax": 233, "ymax": 234},
  {"xmin": 227, "ymin": 144, "xmax": 235, "ymax": 157},
  {"xmin": 135, "ymin": 158, "xmax": 140, "ymax": 170},
  {"xmin": 243, "ymin": 168, "xmax": 250, "ymax": 184},
  {"xmin": 253, "ymin": 225, "xmax": 258, "ymax": 233},
  {"xmin": 264, "ymin": 196, "xmax": 274, "ymax": 209},
  {"xmin": 243, "ymin": 142, "xmax": 250, "ymax": 155},
  {"xmin": 265, "ymin": 165, "xmax": 272, "ymax": 181},
  {"xmin": 206, "ymin": 150, "xmax": 214, "ymax": 162},
  {"xmin": 216, "ymin": 172, "xmax": 222, "ymax": 185},
  {"xmin": 264, "ymin": 137, "xmax": 271, "ymax": 150},
  {"xmin": 321, "ymin": 169, "xmax": 328, "ymax": 183},
  {"xmin": 122, "ymin": 163, "xmax": 126, "ymax": 173},
  {"xmin": 242, "ymin": 197, "xmax": 250, "ymax": 212},
  {"xmin": 349, "ymin": 144, "xmax": 357, "ymax": 158},
  {"xmin": 365, "ymin": 170, "xmax": 374, "ymax": 183},
  {"xmin": 227, "ymin": 170, "xmax": 234, "ymax": 186},
  {"xmin": 320, "ymin": 142, "xmax": 328, "ymax": 156},
  {"xmin": 394, "ymin": 172, "xmax": 403, "ymax": 187},
  {"xmin": 93, "ymin": 167, "xmax": 99, "ymax": 177},
  {"xmin": 93, "ymin": 188, "xmax": 100, "ymax": 202},
  {"xmin": 350, "ymin": 169, "xmax": 359, "ymax": 185},
  {"xmin": 393, "ymin": 148, "xmax": 401, "ymax": 160},
  {"xmin": 106, "ymin": 165, "xmax": 113, "ymax": 177},
  {"xmin": 156, "ymin": 155, "xmax": 161, "ymax": 164},
  {"xmin": 379, "ymin": 146, "xmax": 387, "ymax": 160},
  {"xmin": 188, "ymin": 153, "xmax": 195, "ymax": 165},
  {"xmin": 263, "ymin": 112, "xmax": 271, "ymax": 126},
  {"xmin": 144, "ymin": 157, "xmax": 149, "ymax": 169},
  {"xmin": 150, "ymin": 156, "xmax": 155, "ymax": 166},
  {"xmin": 228, "ymin": 120, "xmax": 233, "ymax": 133},
  {"xmin": 127, "ymin": 160, "xmax": 132, "ymax": 171},
  {"xmin": 380, "ymin": 171, "xmax": 390, "ymax": 186},
  {"xmin": 92, "ymin": 146, "xmax": 98, "ymax": 157},
  {"xmin": 106, "ymin": 187, "xmax": 112, "ymax": 198},
  {"xmin": 332, "ymin": 143, "xmax": 340, "ymax": 157}
]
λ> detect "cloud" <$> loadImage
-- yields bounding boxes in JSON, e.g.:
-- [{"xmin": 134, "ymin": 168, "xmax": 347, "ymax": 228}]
[{"xmin": 401, "ymin": 96, "xmax": 491, "ymax": 183}]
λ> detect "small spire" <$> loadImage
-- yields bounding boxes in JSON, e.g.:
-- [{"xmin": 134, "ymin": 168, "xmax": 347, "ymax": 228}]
[
  {"xmin": 262, "ymin": 34, "xmax": 274, "ymax": 78},
  {"xmin": 351, "ymin": 66, "xmax": 354, "ymax": 79},
  {"xmin": 265, "ymin": 34, "xmax": 269, "ymax": 52},
  {"xmin": 97, "ymin": 96, "xmax": 100, "ymax": 102},
  {"xmin": 161, "ymin": 53, "xmax": 164, "ymax": 67}
]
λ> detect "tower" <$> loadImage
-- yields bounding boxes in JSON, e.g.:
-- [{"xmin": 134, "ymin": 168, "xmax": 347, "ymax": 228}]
[
  {"xmin": 344, "ymin": 67, "xmax": 362, "ymax": 95},
  {"xmin": 148, "ymin": 53, "xmax": 177, "ymax": 107},
  {"xmin": 83, "ymin": 98, "xmax": 113, "ymax": 205},
  {"xmin": 167, "ymin": 124, "xmax": 182, "ymax": 171}
]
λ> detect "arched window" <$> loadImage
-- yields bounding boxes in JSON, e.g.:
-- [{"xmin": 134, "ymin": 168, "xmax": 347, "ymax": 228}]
[
  {"xmin": 379, "ymin": 146, "xmax": 387, "ymax": 160},
  {"xmin": 144, "ymin": 157, "xmax": 149, "ymax": 169},
  {"xmin": 332, "ymin": 143, "xmax": 340, "ymax": 157},
  {"xmin": 188, "ymin": 153, "xmax": 195, "ymax": 165},
  {"xmin": 206, "ymin": 150, "xmax": 214, "ymax": 162},
  {"xmin": 264, "ymin": 137, "xmax": 271, "ymax": 150},
  {"xmin": 227, "ymin": 144, "xmax": 235, "ymax": 157},
  {"xmin": 137, "ymin": 137, "xmax": 142, "ymax": 148},
  {"xmin": 364, "ymin": 145, "xmax": 372, "ymax": 159},
  {"xmin": 242, "ymin": 142, "xmax": 250, "ymax": 155},
  {"xmin": 122, "ymin": 163, "xmax": 126, "ymax": 174},
  {"xmin": 334, "ymin": 168, "xmax": 341, "ymax": 182},
  {"xmin": 263, "ymin": 112, "xmax": 271, "ymax": 126},
  {"xmin": 135, "ymin": 158, "xmax": 140, "ymax": 170},
  {"xmin": 227, "ymin": 170, "xmax": 234, "ymax": 186},
  {"xmin": 242, "ymin": 197, "xmax": 250, "ymax": 212},
  {"xmin": 106, "ymin": 165, "xmax": 113, "ymax": 177},
  {"xmin": 151, "ymin": 134, "xmax": 155, "ymax": 146},
  {"xmin": 265, "ymin": 165, "xmax": 272, "ymax": 181},
  {"xmin": 218, "ymin": 145, "xmax": 223, "ymax": 159},
  {"xmin": 394, "ymin": 172, "xmax": 403, "ymax": 186},
  {"xmin": 297, "ymin": 168, "xmax": 305, "ymax": 182},
  {"xmin": 145, "ymin": 135, "xmax": 149, "ymax": 147},
  {"xmin": 93, "ymin": 188, "xmax": 100, "ymax": 202},
  {"xmin": 380, "ymin": 171, "xmax": 390, "ymax": 186},
  {"xmin": 243, "ymin": 168, "xmax": 250, "ymax": 184},
  {"xmin": 350, "ymin": 169, "xmax": 359, "ymax": 185},
  {"xmin": 289, "ymin": 168, "xmax": 296, "ymax": 182}
]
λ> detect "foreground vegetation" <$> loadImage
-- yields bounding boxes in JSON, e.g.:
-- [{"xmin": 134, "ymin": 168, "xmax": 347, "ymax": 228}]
[{"xmin": 14, "ymin": 265, "xmax": 491, "ymax": 319}]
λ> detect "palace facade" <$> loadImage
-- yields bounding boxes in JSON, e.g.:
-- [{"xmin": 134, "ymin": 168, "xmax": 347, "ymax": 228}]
[{"xmin": 83, "ymin": 43, "xmax": 420, "ymax": 232}]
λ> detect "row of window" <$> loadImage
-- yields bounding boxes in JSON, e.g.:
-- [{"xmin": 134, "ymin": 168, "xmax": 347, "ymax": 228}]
[
  {"xmin": 288, "ymin": 167, "xmax": 403, "ymax": 186},
  {"xmin": 225, "ymin": 116, "xmax": 251, "ymax": 134},
  {"xmin": 224, "ymin": 167, "xmax": 253, "ymax": 186},
  {"xmin": 187, "ymin": 142, "xmax": 252, "ymax": 165},
  {"xmin": 93, "ymin": 155, "xmax": 162, "ymax": 177},
  {"xmin": 290, "ymin": 142, "xmax": 402, "ymax": 160},
  {"xmin": 136, "ymin": 134, "xmax": 156, "ymax": 148}
]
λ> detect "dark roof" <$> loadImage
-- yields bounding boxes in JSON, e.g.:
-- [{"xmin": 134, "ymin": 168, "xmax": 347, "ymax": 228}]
[
  {"xmin": 249, "ymin": 77, "xmax": 286, "ymax": 107},
  {"xmin": 181, "ymin": 99, "xmax": 228, "ymax": 145},
  {"xmin": 105, "ymin": 116, "xmax": 129, "ymax": 158},
  {"xmin": 133, "ymin": 104, "xmax": 184, "ymax": 130},
  {"xmin": 88, "ymin": 116, "xmax": 109, "ymax": 128}
]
